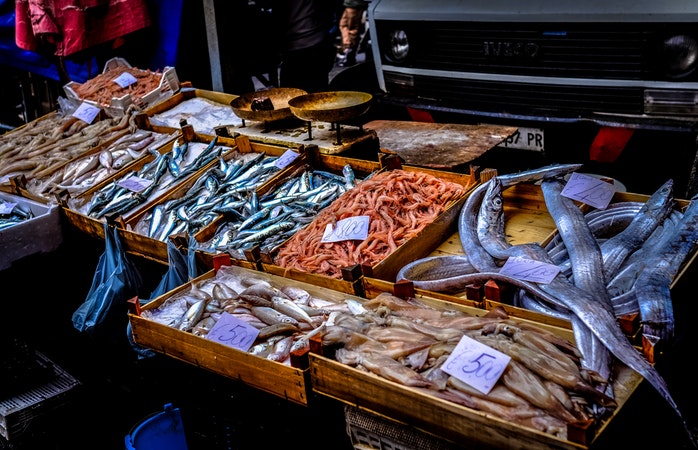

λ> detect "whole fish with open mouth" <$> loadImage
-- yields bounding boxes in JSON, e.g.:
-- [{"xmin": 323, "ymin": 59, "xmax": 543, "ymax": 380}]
[{"xmin": 468, "ymin": 171, "xmax": 694, "ymax": 443}]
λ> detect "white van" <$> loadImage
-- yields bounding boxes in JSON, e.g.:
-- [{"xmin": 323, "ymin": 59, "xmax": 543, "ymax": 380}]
[{"xmin": 367, "ymin": 0, "xmax": 698, "ymax": 197}]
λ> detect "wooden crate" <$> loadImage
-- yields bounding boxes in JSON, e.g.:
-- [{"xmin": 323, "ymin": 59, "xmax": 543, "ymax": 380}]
[
  {"xmin": 140, "ymin": 88, "xmax": 240, "ymax": 136},
  {"xmin": 254, "ymin": 153, "xmax": 479, "ymax": 295},
  {"xmin": 308, "ymin": 290, "xmax": 643, "ymax": 450},
  {"xmin": 119, "ymin": 135, "xmax": 299, "ymax": 264},
  {"xmin": 61, "ymin": 127, "xmax": 238, "ymax": 250},
  {"xmin": 404, "ymin": 180, "xmax": 694, "ymax": 361},
  {"xmin": 128, "ymin": 264, "xmax": 369, "ymax": 406}
]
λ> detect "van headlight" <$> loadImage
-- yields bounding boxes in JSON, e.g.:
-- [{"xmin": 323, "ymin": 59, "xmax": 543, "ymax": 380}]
[
  {"xmin": 387, "ymin": 29, "xmax": 410, "ymax": 63},
  {"xmin": 663, "ymin": 35, "xmax": 698, "ymax": 78}
]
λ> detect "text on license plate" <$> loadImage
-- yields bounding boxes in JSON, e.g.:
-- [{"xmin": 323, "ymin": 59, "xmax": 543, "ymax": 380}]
[{"xmin": 496, "ymin": 127, "xmax": 545, "ymax": 152}]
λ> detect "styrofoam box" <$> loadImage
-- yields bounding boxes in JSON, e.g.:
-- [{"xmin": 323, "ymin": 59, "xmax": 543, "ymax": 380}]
[
  {"xmin": 63, "ymin": 57, "xmax": 180, "ymax": 118},
  {"xmin": 0, "ymin": 192, "xmax": 62, "ymax": 271}
]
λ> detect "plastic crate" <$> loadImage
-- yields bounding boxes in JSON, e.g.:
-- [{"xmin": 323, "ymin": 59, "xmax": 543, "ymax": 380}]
[
  {"xmin": 344, "ymin": 406, "xmax": 461, "ymax": 450},
  {"xmin": 0, "ymin": 352, "xmax": 80, "ymax": 442}
]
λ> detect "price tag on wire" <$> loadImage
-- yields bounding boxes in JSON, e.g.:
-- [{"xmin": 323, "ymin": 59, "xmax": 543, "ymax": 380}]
[
  {"xmin": 72, "ymin": 102, "xmax": 101, "ymax": 124},
  {"xmin": 206, "ymin": 312, "xmax": 259, "ymax": 352},
  {"xmin": 561, "ymin": 172, "xmax": 615, "ymax": 209},
  {"xmin": 113, "ymin": 72, "xmax": 138, "ymax": 88},
  {"xmin": 274, "ymin": 149, "xmax": 299, "ymax": 169},
  {"xmin": 499, "ymin": 256, "xmax": 560, "ymax": 284},
  {"xmin": 321, "ymin": 215, "xmax": 370, "ymax": 243},
  {"xmin": 442, "ymin": 335, "xmax": 511, "ymax": 395}
]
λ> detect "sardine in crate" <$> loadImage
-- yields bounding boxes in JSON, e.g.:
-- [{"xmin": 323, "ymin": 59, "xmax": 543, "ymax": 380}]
[{"xmin": 0, "ymin": 352, "xmax": 81, "ymax": 442}]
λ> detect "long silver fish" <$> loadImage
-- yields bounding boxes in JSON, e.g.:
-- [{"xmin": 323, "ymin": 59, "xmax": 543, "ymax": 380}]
[
  {"xmin": 634, "ymin": 196, "xmax": 698, "ymax": 341},
  {"xmin": 459, "ymin": 164, "xmax": 583, "ymax": 272}
]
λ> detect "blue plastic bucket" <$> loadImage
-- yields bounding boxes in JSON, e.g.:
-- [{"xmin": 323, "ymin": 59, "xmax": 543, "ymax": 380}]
[{"xmin": 125, "ymin": 403, "xmax": 188, "ymax": 450}]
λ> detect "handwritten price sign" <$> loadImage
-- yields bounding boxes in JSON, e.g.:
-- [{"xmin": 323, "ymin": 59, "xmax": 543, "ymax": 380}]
[
  {"xmin": 0, "ymin": 200, "xmax": 17, "ymax": 215},
  {"xmin": 321, "ymin": 216, "xmax": 369, "ymax": 243},
  {"xmin": 206, "ymin": 312, "xmax": 259, "ymax": 352},
  {"xmin": 117, "ymin": 176, "xmax": 153, "ymax": 193},
  {"xmin": 561, "ymin": 172, "xmax": 615, "ymax": 209},
  {"xmin": 274, "ymin": 149, "xmax": 299, "ymax": 169},
  {"xmin": 72, "ymin": 102, "xmax": 101, "ymax": 124},
  {"xmin": 113, "ymin": 72, "xmax": 138, "ymax": 88},
  {"xmin": 442, "ymin": 335, "xmax": 511, "ymax": 394},
  {"xmin": 499, "ymin": 256, "xmax": 560, "ymax": 284}
]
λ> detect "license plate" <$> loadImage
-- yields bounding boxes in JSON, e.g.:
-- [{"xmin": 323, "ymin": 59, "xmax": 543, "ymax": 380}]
[{"xmin": 496, "ymin": 127, "xmax": 545, "ymax": 152}]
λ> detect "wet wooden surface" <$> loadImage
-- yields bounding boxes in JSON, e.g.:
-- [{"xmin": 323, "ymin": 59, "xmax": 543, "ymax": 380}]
[{"xmin": 366, "ymin": 120, "xmax": 518, "ymax": 170}]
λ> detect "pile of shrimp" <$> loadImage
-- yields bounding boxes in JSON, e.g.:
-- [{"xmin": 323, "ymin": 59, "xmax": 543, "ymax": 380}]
[
  {"xmin": 71, "ymin": 66, "xmax": 164, "ymax": 105},
  {"xmin": 274, "ymin": 169, "xmax": 468, "ymax": 278}
]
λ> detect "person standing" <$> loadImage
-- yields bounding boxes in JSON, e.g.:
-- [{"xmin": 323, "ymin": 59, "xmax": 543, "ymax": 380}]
[
  {"xmin": 336, "ymin": 0, "xmax": 367, "ymax": 67},
  {"xmin": 267, "ymin": 0, "xmax": 340, "ymax": 93}
]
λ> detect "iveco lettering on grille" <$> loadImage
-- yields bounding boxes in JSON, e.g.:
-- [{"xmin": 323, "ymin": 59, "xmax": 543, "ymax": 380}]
[{"xmin": 482, "ymin": 41, "xmax": 540, "ymax": 58}]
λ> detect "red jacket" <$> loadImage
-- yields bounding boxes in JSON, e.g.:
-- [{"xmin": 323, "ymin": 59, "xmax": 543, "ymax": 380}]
[{"xmin": 15, "ymin": 0, "xmax": 151, "ymax": 57}]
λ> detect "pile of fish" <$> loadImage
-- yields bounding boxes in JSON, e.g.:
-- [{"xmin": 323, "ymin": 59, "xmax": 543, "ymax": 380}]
[
  {"xmin": 274, "ymin": 169, "xmax": 470, "ymax": 278},
  {"xmin": 397, "ymin": 164, "xmax": 698, "ymax": 445},
  {"xmin": 322, "ymin": 292, "xmax": 615, "ymax": 440},
  {"xmin": 0, "ymin": 107, "xmax": 136, "ymax": 185},
  {"xmin": 0, "ymin": 199, "xmax": 33, "ymax": 231},
  {"xmin": 197, "ymin": 163, "xmax": 363, "ymax": 259},
  {"xmin": 25, "ymin": 128, "xmax": 173, "ymax": 199},
  {"xmin": 131, "ymin": 150, "xmax": 285, "ymax": 242},
  {"xmin": 69, "ymin": 136, "xmax": 232, "ymax": 220},
  {"xmin": 140, "ymin": 265, "xmax": 351, "ymax": 364}
]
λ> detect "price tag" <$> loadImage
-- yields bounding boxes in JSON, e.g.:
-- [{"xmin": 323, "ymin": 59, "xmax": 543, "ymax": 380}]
[
  {"xmin": 117, "ymin": 176, "xmax": 153, "ymax": 193},
  {"xmin": 0, "ymin": 200, "xmax": 17, "ymax": 215},
  {"xmin": 561, "ymin": 172, "xmax": 615, "ymax": 209},
  {"xmin": 321, "ymin": 216, "xmax": 369, "ymax": 243},
  {"xmin": 206, "ymin": 312, "xmax": 259, "ymax": 352},
  {"xmin": 442, "ymin": 335, "xmax": 511, "ymax": 395},
  {"xmin": 72, "ymin": 102, "xmax": 101, "ymax": 124},
  {"xmin": 499, "ymin": 256, "xmax": 560, "ymax": 284},
  {"xmin": 274, "ymin": 149, "xmax": 299, "ymax": 169},
  {"xmin": 113, "ymin": 72, "xmax": 138, "ymax": 88}
]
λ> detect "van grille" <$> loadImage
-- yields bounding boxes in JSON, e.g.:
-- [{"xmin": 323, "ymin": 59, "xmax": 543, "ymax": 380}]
[
  {"xmin": 376, "ymin": 21, "xmax": 668, "ymax": 79},
  {"xmin": 375, "ymin": 21, "xmax": 684, "ymax": 115},
  {"xmin": 385, "ymin": 74, "xmax": 644, "ymax": 116}
]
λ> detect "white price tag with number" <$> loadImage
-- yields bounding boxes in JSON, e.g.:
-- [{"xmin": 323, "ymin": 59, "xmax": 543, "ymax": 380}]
[
  {"xmin": 442, "ymin": 335, "xmax": 511, "ymax": 395},
  {"xmin": 499, "ymin": 256, "xmax": 560, "ymax": 284},
  {"xmin": 274, "ymin": 149, "xmax": 299, "ymax": 169},
  {"xmin": 117, "ymin": 176, "xmax": 153, "ymax": 193},
  {"xmin": 561, "ymin": 172, "xmax": 615, "ymax": 209},
  {"xmin": 113, "ymin": 72, "xmax": 138, "ymax": 88},
  {"xmin": 206, "ymin": 312, "xmax": 259, "ymax": 352},
  {"xmin": 72, "ymin": 102, "xmax": 101, "ymax": 124},
  {"xmin": 321, "ymin": 216, "xmax": 370, "ymax": 243},
  {"xmin": 0, "ymin": 201, "xmax": 17, "ymax": 215}
]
